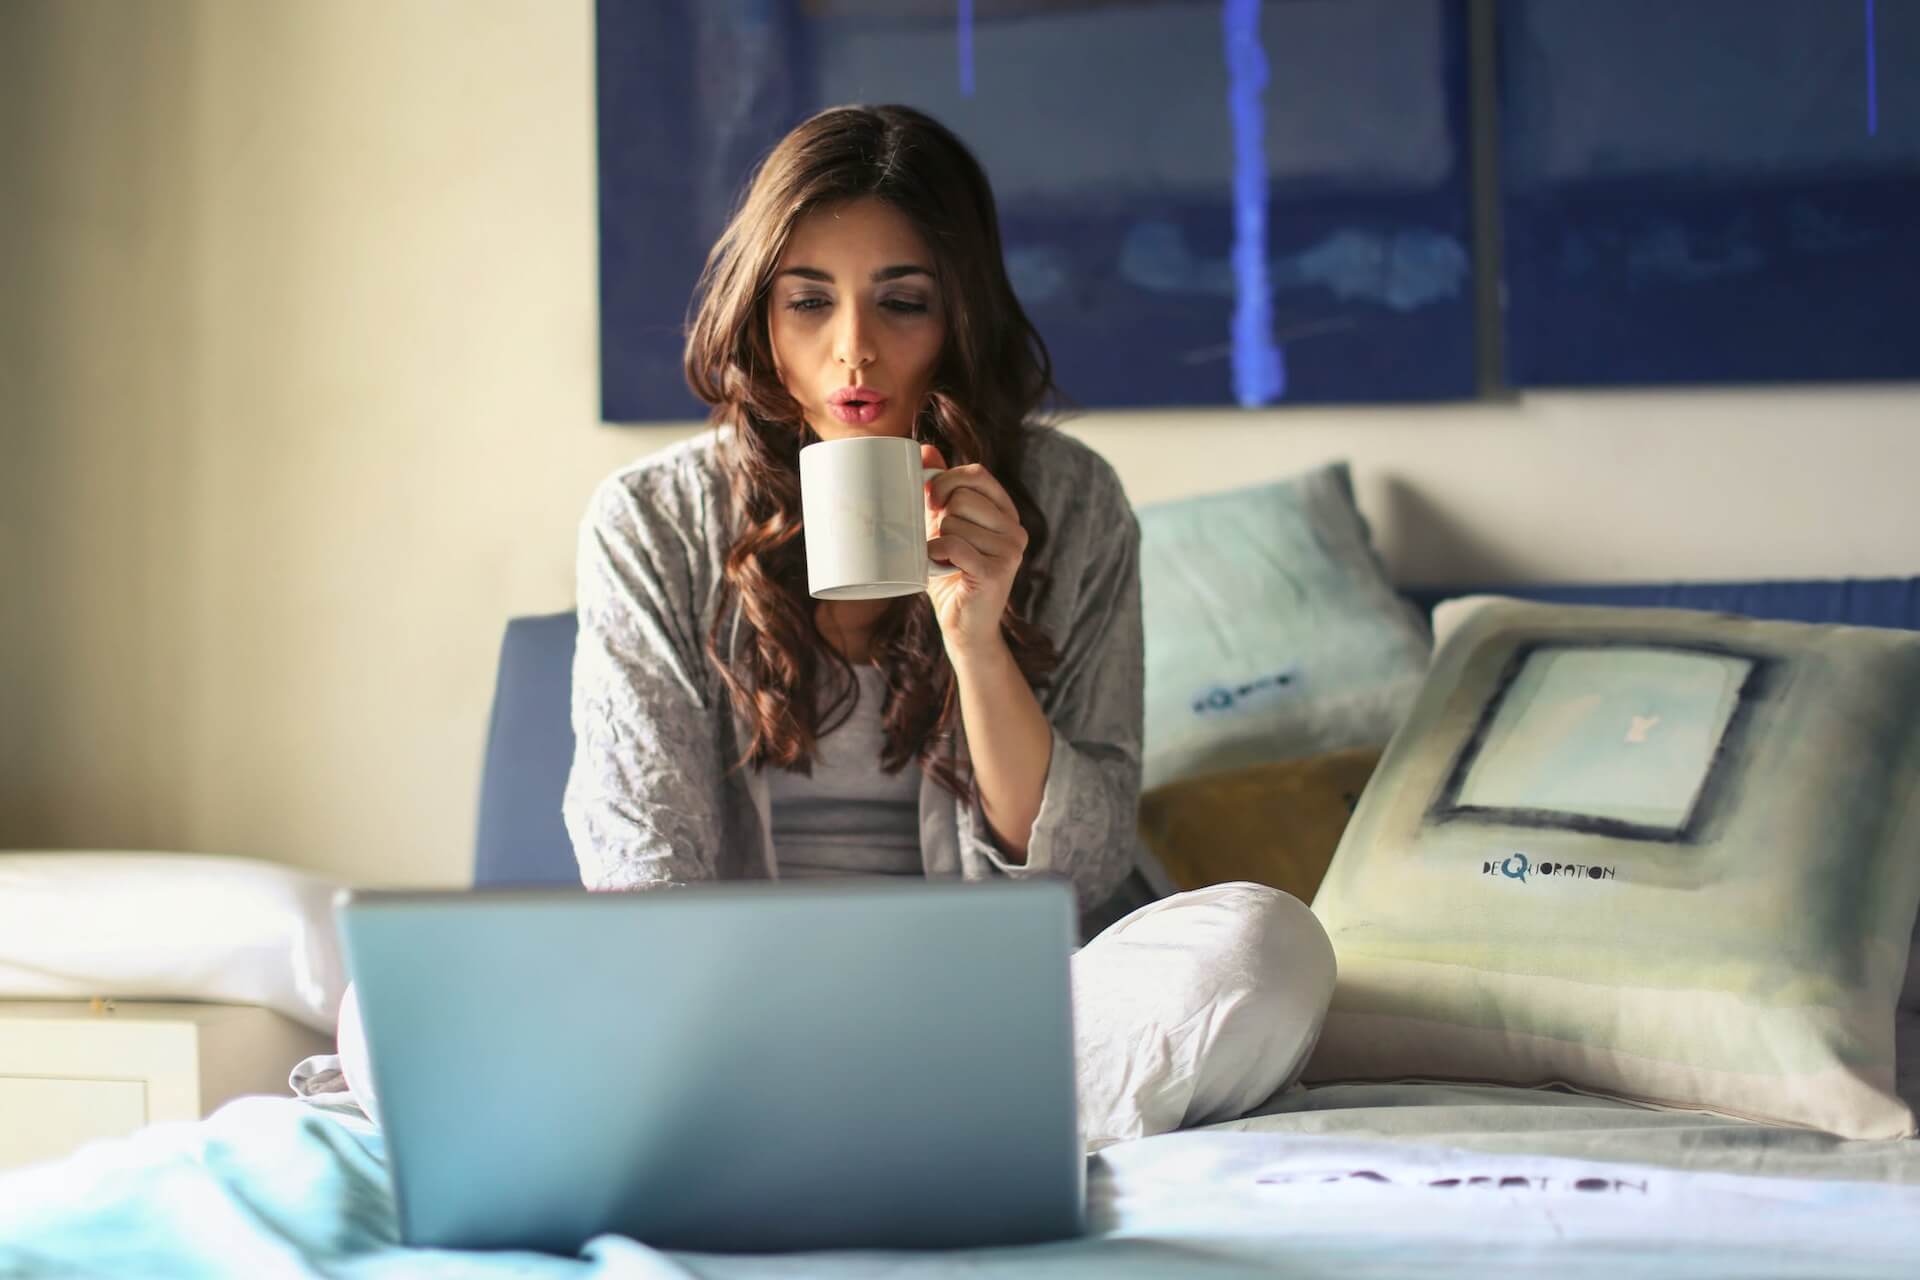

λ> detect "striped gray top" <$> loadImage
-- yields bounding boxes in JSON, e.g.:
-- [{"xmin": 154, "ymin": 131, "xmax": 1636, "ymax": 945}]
[{"xmin": 767, "ymin": 666, "xmax": 924, "ymax": 878}]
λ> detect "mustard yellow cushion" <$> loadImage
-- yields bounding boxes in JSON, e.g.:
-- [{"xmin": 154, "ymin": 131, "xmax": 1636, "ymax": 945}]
[{"xmin": 1138, "ymin": 748, "xmax": 1382, "ymax": 902}]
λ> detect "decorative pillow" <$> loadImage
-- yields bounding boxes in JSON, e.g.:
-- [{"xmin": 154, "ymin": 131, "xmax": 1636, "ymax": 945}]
[
  {"xmin": 1135, "ymin": 461, "xmax": 1430, "ymax": 792},
  {"xmin": 1434, "ymin": 595, "xmax": 1920, "ymax": 1077},
  {"xmin": 1138, "ymin": 748, "xmax": 1381, "ymax": 903},
  {"xmin": 0, "ymin": 851, "xmax": 348, "ymax": 1033},
  {"xmin": 1306, "ymin": 598, "xmax": 1920, "ymax": 1139}
]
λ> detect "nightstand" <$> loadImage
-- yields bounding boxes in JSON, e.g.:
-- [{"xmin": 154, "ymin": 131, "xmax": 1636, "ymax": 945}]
[{"xmin": 0, "ymin": 999, "xmax": 334, "ymax": 1171}]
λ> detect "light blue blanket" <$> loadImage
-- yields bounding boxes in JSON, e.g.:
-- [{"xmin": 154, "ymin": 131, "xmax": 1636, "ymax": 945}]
[{"xmin": 5, "ymin": 1092, "xmax": 1920, "ymax": 1279}]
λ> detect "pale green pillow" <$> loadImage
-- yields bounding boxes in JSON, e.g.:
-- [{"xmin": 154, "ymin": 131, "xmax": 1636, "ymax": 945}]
[
  {"xmin": 1308, "ymin": 597, "xmax": 1920, "ymax": 1139},
  {"xmin": 1137, "ymin": 462, "xmax": 1429, "ymax": 791}
]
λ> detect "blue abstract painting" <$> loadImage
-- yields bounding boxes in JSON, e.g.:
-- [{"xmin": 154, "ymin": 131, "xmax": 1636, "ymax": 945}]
[
  {"xmin": 1499, "ymin": 0, "xmax": 1920, "ymax": 387},
  {"xmin": 596, "ymin": 0, "xmax": 1478, "ymax": 422}
]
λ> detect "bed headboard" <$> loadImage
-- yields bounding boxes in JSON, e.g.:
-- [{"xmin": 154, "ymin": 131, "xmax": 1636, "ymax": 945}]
[{"xmin": 474, "ymin": 577, "xmax": 1920, "ymax": 889}]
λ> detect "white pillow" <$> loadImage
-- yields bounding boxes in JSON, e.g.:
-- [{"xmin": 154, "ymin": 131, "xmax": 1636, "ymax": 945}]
[{"xmin": 0, "ymin": 852, "xmax": 347, "ymax": 1033}]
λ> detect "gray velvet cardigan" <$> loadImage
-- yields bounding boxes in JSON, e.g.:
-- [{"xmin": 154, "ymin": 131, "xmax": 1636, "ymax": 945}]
[{"xmin": 561, "ymin": 425, "xmax": 1149, "ymax": 919}]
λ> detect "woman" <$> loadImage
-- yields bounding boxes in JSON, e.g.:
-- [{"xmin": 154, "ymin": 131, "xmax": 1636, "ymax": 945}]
[{"xmin": 348, "ymin": 105, "xmax": 1334, "ymax": 1152}]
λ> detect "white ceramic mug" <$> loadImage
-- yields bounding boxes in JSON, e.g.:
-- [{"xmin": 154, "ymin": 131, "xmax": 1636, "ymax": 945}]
[{"xmin": 799, "ymin": 435, "xmax": 960, "ymax": 600}]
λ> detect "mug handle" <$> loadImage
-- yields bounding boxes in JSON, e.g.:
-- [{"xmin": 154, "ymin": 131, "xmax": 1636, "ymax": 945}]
[{"xmin": 922, "ymin": 465, "xmax": 961, "ymax": 578}]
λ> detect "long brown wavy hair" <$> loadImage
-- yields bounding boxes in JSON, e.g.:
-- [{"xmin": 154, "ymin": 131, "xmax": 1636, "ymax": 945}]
[{"xmin": 683, "ymin": 104, "xmax": 1061, "ymax": 795}]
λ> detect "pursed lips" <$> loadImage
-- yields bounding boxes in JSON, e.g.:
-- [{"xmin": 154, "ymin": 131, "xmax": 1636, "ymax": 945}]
[{"xmin": 827, "ymin": 387, "xmax": 890, "ymax": 424}]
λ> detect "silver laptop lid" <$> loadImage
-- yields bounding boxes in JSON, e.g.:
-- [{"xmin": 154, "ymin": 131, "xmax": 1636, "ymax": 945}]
[{"xmin": 337, "ymin": 879, "xmax": 1083, "ymax": 1255}]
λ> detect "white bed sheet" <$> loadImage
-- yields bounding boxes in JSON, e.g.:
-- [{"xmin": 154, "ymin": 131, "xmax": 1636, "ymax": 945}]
[{"xmin": 6, "ymin": 1083, "xmax": 1920, "ymax": 1278}]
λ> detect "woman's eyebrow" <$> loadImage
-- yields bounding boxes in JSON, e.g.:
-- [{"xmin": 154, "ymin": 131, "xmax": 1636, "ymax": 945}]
[{"xmin": 775, "ymin": 265, "xmax": 935, "ymax": 283}]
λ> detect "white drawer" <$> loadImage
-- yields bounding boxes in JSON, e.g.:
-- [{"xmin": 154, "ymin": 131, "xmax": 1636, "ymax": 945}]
[
  {"xmin": 0, "ymin": 1075, "xmax": 148, "ymax": 1170},
  {"xmin": 0, "ymin": 1001, "xmax": 332, "ymax": 1172}
]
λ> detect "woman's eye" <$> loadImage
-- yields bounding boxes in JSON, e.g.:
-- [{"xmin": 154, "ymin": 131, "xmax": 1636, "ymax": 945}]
[
  {"xmin": 882, "ymin": 298, "xmax": 929, "ymax": 315},
  {"xmin": 786, "ymin": 297, "xmax": 829, "ymax": 313}
]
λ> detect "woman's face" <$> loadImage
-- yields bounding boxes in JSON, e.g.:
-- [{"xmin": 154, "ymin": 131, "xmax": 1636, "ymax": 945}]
[{"xmin": 767, "ymin": 197, "xmax": 947, "ymax": 442}]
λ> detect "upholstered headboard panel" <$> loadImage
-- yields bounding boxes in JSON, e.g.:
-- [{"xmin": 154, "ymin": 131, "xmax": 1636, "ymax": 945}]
[{"xmin": 474, "ymin": 578, "xmax": 1920, "ymax": 889}]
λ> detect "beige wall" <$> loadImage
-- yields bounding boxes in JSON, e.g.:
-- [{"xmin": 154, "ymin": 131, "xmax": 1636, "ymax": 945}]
[{"xmin": 3, "ymin": 1, "xmax": 1915, "ymax": 888}]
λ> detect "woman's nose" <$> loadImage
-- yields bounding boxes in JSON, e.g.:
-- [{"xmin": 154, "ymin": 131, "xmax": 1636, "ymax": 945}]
[{"xmin": 834, "ymin": 306, "xmax": 875, "ymax": 370}]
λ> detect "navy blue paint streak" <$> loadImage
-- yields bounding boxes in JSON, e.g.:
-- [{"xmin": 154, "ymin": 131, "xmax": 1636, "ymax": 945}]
[
  {"xmin": 1867, "ymin": 0, "xmax": 1879, "ymax": 137},
  {"xmin": 958, "ymin": 0, "xmax": 975, "ymax": 98},
  {"xmin": 1223, "ymin": 0, "xmax": 1284, "ymax": 405}
]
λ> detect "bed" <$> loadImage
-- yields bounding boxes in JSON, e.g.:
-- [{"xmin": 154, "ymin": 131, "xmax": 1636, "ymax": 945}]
[
  {"xmin": 5, "ymin": 1080, "xmax": 1920, "ymax": 1277},
  {"xmin": 2, "ymin": 574, "xmax": 1915, "ymax": 1277}
]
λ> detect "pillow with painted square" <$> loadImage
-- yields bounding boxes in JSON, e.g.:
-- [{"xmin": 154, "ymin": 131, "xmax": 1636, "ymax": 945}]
[
  {"xmin": 1306, "ymin": 597, "xmax": 1920, "ymax": 1139},
  {"xmin": 1429, "ymin": 595, "xmax": 1920, "ymax": 1116}
]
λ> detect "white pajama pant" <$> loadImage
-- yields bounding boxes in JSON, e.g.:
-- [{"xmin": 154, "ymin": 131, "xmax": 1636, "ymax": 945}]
[
  {"xmin": 337, "ymin": 881, "xmax": 1336, "ymax": 1155},
  {"xmin": 1070, "ymin": 881, "xmax": 1336, "ymax": 1153}
]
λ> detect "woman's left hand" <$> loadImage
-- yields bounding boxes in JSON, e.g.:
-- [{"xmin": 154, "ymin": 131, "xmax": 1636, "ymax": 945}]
[{"xmin": 921, "ymin": 442, "xmax": 1028, "ymax": 658}]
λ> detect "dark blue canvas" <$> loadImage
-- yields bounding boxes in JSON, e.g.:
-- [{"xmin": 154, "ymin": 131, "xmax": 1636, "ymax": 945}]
[
  {"xmin": 595, "ymin": 0, "xmax": 1478, "ymax": 420},
  {"xmin": 1499, "ymin": 0, "xmax": 1920, "ymax": 387}
]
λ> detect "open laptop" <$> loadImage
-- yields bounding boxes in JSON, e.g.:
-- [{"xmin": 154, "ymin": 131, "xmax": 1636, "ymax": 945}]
[{"xmin": 335, "ymin": 879, "xmax": 1084, "ymax": 1255}]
